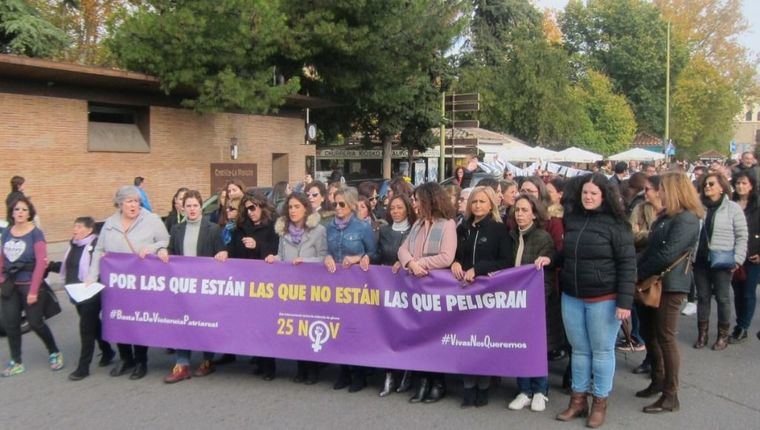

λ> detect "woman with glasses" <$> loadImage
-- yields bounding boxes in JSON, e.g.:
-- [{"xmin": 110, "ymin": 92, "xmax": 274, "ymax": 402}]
[
  {"xmin": 265, "ymin": 192, "xmax": 328, "ymax": 384},
  {"xmin": 86, "ymin": 186, "xmax": 170, "ymax": 380},
  {"xmin": 693, "ymin": 173, "xmax": 748, "ymax": 350},
  {"xmin": 372, "ymin": 193, "xmax": 416, "ymax": 397},
  {"xmin": 305, "ymin": 181, "xmax": 335, "ymax": 227},
  {"xmin": 729, "ymin": 172, "xmax": 760, "ymax": 343},
  {"xmin": 324, "ymin": 187, "xmax": 376, "ymax": 393},
  {"xmin": 228, "ymin": 193, "xmax": 280, "ymax": 378},
  {"xmin": 397, "ymin": 182, "xmax": 457, "ymax": 404},
  {"xmin": 452, "ymin": 186, "xmax": 512, "ymax": 407},
  {"xmin": 1, "ymin": 196, "xmax": 64, "ymax": 377},
  {"xmin": 634, "ymin": 173, "xmax": 703, "ymax": 414},
  {"xmin": 358, "ymin": 181, "xmax": 385, "ymax": 220}
]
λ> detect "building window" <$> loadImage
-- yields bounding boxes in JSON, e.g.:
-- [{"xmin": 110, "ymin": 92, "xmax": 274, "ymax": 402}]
[
  {"xmin": 87, "ymin": 103, "xmax": 150, "ymax": 152},
  {"xmin": 746, "ymin": 111, "xmax": 753, "ymax": 121}
]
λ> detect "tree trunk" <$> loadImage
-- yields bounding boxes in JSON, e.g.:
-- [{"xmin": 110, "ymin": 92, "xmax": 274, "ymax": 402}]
[{"xmin": 382, "ymin": 135, "xmax": 392, "ymax": 179}]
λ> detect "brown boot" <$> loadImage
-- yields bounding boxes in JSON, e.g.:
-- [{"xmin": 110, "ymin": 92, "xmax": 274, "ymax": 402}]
[
  {"xmin": 586, "ymin": 396, "xmax": 607, "ymax": 428},
  {"xmin": 556, "ymin": 392, "xmax": 588, "ymax": 421},
  {"xmin": 693, "ymin": 320, "xmax": 708, "ymax": 349},
  {"xmin": 643, "ymin": 393, "xmax": 680, "ymax": 413},
  {"xmin": 712, "ymin": 323, "xmax": 730, "ymax": 350}
]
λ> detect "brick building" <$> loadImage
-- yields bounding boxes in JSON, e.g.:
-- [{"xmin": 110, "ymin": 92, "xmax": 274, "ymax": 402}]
[{"xmin": 0, "ymin": 54, "xmax": 321, "ymax": 243}]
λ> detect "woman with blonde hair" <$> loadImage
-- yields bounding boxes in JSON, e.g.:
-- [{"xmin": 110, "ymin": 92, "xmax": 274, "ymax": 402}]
[
  {"xmin": 451, "ymin": 186, "xmax": 512, "ymax": 407},
  {"xmin": 635, "ymin": 172, "xmax": 703, "ymax": 413}
]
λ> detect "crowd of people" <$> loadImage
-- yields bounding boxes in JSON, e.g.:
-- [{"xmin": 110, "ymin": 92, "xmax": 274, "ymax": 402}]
[{"xmin": 1, "ymin": 150, "xmax": 758, "ymax": 428}]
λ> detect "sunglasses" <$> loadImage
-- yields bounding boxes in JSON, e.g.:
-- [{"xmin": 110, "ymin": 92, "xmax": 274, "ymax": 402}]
[
  {"xmin": 335, "ymin": 201, "xmax": 348, "ymax": 208},
  {"xmin": 245, "ymin": 203, "xmax": 258, "ymax": 212},
  {"xmin": 307, "ymin": 192, "xmax": 321, "ymax": 198},
  {"xmin": 368, "ymin": 196, "xmax": 378, "ymax": 202},
  {"xmin": 704, "ymin": 181, "xmax": 717, "ymax": 188}
]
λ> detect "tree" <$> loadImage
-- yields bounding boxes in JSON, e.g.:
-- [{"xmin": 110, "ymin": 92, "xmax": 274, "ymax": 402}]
[
  {"xmin": 0, "ymin": 0, "xmax": 68, "ymax": 57},
  {"xmin": 567, "ymin": 71, "xmax": 636, "ymax": 155},
  {"xmin": 561, "ymin": 0, "xmax": 689, "ymax": 135},
  {"xmin": 670, "ymin": 57, "xmax": 741, "ymax": 159},
  {"xmin": 107, "ymin": 0, "xmax": 300, "ymax": 114},
  {"xmin": 282, "ymin": 0, "xmax": 468, "ymax": 178},
  {"xmin": 457, "ymin": 0, "xmax": 583, "ymax": 146}
]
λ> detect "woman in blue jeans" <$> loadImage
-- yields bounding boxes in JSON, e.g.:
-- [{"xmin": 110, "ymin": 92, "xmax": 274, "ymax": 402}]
[{"xmin": 556, "ymin": 174, "xmax": 636, "ymax": 429}]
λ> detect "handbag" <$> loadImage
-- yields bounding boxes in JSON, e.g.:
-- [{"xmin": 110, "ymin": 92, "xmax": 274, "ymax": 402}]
[
  {"xmin": 635, "ymin": 251, "xmax": 691, "ymax": 308},
  {"xmin": 708, "ymin": 249, "xmax": 735, "ymax": 270},
  {"xmin": 39, "ymin": 281, "xmax": 62, "ymax": 319}
]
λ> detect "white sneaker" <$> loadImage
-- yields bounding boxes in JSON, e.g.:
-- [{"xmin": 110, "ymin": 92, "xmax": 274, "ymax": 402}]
[
  {"xmin": 681, "ymin": 302, "xmax": 697, "ymax": 316},
  {"xmin": 508, "ymin": 393, "xmax": 532, "ymax": 410},
  {"xmin": 530, "ymin": 393, "xmax": 548, "ymax": 412}
]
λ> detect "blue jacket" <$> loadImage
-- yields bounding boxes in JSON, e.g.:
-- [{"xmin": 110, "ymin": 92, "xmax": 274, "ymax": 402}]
[{"xmin": 326, "ymin": 215, "xmax": 376, "ymax": 262}]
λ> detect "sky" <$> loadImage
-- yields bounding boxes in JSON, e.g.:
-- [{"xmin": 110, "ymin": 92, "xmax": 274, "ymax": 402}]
[{"xmin": 532, "ymin": 0, "xmax": 759, "ymax": 62}]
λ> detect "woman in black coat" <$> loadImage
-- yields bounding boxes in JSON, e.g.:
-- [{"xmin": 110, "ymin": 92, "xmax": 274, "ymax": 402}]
[
  {"xmin": 450, "ymin": 186, "xmax": 512, "ymax": 407},
  {"xmin": 158, "ymin": 190, "xmax": 227, "ymax": 383},
  {"xmin": 730, "ymin": 171, "xmax": 760, "ymax": 343},
  {"xmin": 226, "ymin": 193, "xmax": 279, "ymax": 377},
  {"xmin": 634, "ymin": 173, "xmax": 703, "ymax": 413},
  {"xmin": 372, "ymin": 194, "xmax": 416, "ymax": 397}
]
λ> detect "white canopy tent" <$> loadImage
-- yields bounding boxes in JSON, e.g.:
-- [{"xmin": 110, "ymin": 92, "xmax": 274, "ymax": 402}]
[
  {"xmin": 499, "ymin": 146, "xmax": 559, "ymax": 162},
  {"xmin": 608, "ymin": 147, "xmax": 666, "ymax": 162},
  {"xmin": 555, "ymin": 147, "xmax": 603, "ymax": 163}
]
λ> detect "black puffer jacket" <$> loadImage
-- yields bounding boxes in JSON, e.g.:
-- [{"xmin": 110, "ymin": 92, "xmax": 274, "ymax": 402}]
[
  {"xmin": 560, "ymin": 210, "xmax": 637, "ymax": 309},
  {"xmin": 637, "ymin": 210, "xmax": 700, "ymax": 293},
  {"xmin": 741, "ymin": 196, "xmax": 760, "ymax": 261},
  {"xmin": 455, "ymin": 216, "xmax": 512, "ymax": 276}
]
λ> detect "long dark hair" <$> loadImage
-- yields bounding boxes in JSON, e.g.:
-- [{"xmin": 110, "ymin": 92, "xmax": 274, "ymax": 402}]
[
  {"xmin": 414, "ymin": 182, "xmax": 455, "ymax": 221},
  {"xmin": 237, "ymin": 192, "xmax": 274, "ymax": 228},
  {"xmin": 280, "ymin": 192, "xmax": 314, "ymax": 229},
  {"xmin": 569, "ymin": 173, "xmax": 627, "ymax": 222},
  {"xmin": 386, "ymin": 194, "xmax": 417, "ymax": 225},
  {"xmin": 732, "ymin": 171, "xmax": 758, "ymax": 209}
]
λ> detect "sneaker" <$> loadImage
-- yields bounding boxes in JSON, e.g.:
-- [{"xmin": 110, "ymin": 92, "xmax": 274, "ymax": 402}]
[
  {"xmin": 530, "ymin": 393, "xmax": 548, "ymax": 412},
  {"xmin": 49, "ymin": 352, "xmax": 64, "ymax": 371},
  {"xmin": 1, "ymin": 361, "xmax": 25, "ymax": 377},
  {"xmin": 681, "ymin": 302, "xmax": 697, "ymax": 316},
  {"xmin": 508, "ymin": 393, "xmax": 533, "ymax": 410},
  {"xmin": 616, "ymin": 341, "xmax": 646, "ymax": 352}
]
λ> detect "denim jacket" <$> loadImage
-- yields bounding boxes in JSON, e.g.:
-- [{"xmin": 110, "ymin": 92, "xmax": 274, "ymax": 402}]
[{"xmin": 326, "ymin": 215, "xmax": 377, "ymax": 262}]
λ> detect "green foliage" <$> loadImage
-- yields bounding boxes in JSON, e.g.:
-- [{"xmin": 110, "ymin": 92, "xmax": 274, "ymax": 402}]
[
  {"xmin": 561, "ymin": 0, "xmax": 689, "ymax": 135},
  {"xmin": 0, "ymin": 0, "xmax": 69, "ymax": 58},
  {"xmin": 107, "ymin": 0, "xmax": 299, "ymax": 114},
  {"xmin": 568, "ymin": 71, "xmax": 636, "ymax": 155},
  {"xmin": 670, "ymin": 57, "xmax": 742, "ymax": 159}
]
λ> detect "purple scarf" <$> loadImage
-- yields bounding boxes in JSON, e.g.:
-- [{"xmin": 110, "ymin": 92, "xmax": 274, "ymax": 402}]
[
  {"xmin": 61, "ymin": 234, "xmax": 97, "ymax": 283},
  {"xmin": 288, "ymin": 223, "xmax": 305, "ymax": 245},
  {"xmin": 334, "ymin": 214, "xmax": 353, "ymax": 231}
]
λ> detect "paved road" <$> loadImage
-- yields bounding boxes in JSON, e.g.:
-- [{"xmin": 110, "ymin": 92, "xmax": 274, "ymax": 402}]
[{"xmin": 1, "ymin": 292, "xmax": 760, "ymax": 430}]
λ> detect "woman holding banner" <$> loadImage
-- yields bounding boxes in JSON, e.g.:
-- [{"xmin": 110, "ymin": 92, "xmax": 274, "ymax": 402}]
[
  {"xmin": 397, "ymin": 182, "xmax": 457, "ymax": 404},
  {"xmin": 451, "ymin": 186, "xmax": 512, "ymax": 407},
  {"xmin": 324, "ymin": 187, "xmax": 376, "ymax": 393},
  {"xmin": 506, "ymin": 195, "xmax": 556, "ymax": 412},
  {"xmin": 87, "ymin": 185, "xmax": 170, "ymax": 380},
  {"xmin": 266, "ymin": 192, "xmax": 328, "ymax": 384},
  {"xmin": 228, "ymin": 192, "xmax": 279, "ymax": 379},
  {"xmin": 372, "ymin": 193, "xmax": 416, "ymax": 396},
  {"xmin": 158, "ymin": 190, "xmax": 227, "ymax": 383},
  {"xmin": 556, "ymin": 174, "xmax": 635, "ymax": 428}
]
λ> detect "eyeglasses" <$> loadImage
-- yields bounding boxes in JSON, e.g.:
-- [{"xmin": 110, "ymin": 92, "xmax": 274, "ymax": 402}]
[
  {"xmin": 335, "ymin": 201, "xmax": 348, "ymax": 208},
  {"xmin": 245, "ymin": 204, "xmax": 258, "ymax": 212},
  {"xmin": 226, "ymin": 207, "xmax": 237, "ymax": 212},
  {"xmin": 307, "ymin": 192, "xmax": 320, "ymax": 198}
]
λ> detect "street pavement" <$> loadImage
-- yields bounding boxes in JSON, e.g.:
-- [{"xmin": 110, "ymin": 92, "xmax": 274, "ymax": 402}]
[{"xmin": 1, "ymin": 290, "xmax": 760, "ymax": 430}]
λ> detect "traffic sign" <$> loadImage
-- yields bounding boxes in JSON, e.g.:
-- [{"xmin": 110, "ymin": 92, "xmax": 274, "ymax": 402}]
[{"xmin": 729, "ymin": 140, "xmax": 737, "ymax": 154}]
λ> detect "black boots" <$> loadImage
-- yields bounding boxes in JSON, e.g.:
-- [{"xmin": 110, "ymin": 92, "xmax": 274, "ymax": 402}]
[
  {"xmin": 643, "ymin": 393, "xmax": 680, "ymax": 413},
  {"xmin": 423, "ymin": 380, "xmax": 446, "ymax": 403},
  {"xmin": 409, "ymin": 377, "xmax": 430, "ymax": 403},
  {"xmin": 396, "ymin": 371, "xmax": 412, "ymax": 393},
  {"xmin": 461, "ymin": 387, "xmax": 476, "ymax": 408},
  {"xmin": 729, "ymin": 326, "xmax": 748, "ymax": 344}
]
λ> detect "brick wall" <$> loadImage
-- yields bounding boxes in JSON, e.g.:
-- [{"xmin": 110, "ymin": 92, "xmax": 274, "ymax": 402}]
[{"xmin": 0, "ymin": 92, "xmax": 314, "ymax": 243}]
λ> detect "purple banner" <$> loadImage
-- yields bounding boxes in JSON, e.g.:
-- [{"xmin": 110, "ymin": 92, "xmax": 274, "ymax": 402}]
[{"xmin": 100, "ymin": 253, "xmax": 547, "ymax": 377}]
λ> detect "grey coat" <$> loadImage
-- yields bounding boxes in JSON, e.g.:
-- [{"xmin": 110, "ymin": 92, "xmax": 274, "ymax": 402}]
[
  {"xmin": 709, "ymin": 196, "xmax": 748, "ymax": 265},
  {"xmin": 88, "ymin": 208, "xmax": 169, "ymax": 281},
  {"xmin": 273, "ymin": 213, "xmax": 328, "ymax": 263}
]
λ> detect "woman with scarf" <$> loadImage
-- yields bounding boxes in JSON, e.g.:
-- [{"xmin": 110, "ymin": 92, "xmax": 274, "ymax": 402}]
[
  {"xmin": 324, "ymin": 187, "xmax": 376, "ymax": 393},
  {"xmin": 397, "ymin": 182, "xmax": 457, "ymax": 404},
  {"xmin": 265, "ymin": 192, "xmax": 327, "ymax": 384},
  {"xmin": 227, "ymin": 193, "xmax": 279, "ymax": 378},
  {"xmin": 372, "ymin": 193, "xmax": 416, "ymax": 397},
  {"xmin": 57, "ymin": 217, "xmax": 114, "ymax": 380},
  {"xmin": 452, "ymin": 186, "xmax": 512, "ymax": 407}
]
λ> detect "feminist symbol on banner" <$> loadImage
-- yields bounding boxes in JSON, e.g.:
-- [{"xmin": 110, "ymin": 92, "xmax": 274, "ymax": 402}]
[{"xmin": 309, "ymin": 321, "xmax": 330, "ymax": 352}]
